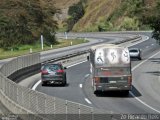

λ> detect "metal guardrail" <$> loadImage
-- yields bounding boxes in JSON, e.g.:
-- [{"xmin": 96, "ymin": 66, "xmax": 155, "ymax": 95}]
[
  {"xmin": 43, "ymin": 35, "xmax": 142, "ymax": 64},
  {"xmin": 0, "ymin": 53, "xmax": 113, "ymax": 120},
  {"xmin": 114, "ymin": 35, "xmax": 141, "ymax": 45},
  {"xmin": 0, "ymin": 35, "xmax": 142, "ymax": 120}
]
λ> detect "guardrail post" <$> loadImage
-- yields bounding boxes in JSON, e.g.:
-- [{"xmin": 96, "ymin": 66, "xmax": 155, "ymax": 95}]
[
  {"xmin": 28, "ymin": 93, "xmax": 31, "ymax": 111},
  {"xmin": 54, "ymin": 97, "xmax": 55, "ymax": 116},
  {"xmin": 36, "ymin": 95, "xmax": 38, "ymax": 113},
  {"xmin": 2, "ymin": 77, "xmax": 4, "ymax": 92},
  {"xmin": 44, "ymin": 97, "xmax": 47, "ymax": 114},
  {"xmin": 65, "ymin": 100, "xmax": 68, "ymax": 120},
  {"xmin": 78, "ymin": 104, "xmax": 80, "ymax": 120},
  {"xmin": 91, "ymin": 108, "xmax": 94, "ymax": 120},
  {"xmin": 22, "ymin": 90, "xmax": 24, "ymax": 109}
]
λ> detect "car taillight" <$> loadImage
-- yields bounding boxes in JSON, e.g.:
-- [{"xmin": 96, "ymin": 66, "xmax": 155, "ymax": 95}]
[
  {"xmin": 41, "ymin": 70, "xmax": 48, "ymax": 75},
  {"xmin": 128, "ymin": 76, "xmax": 132, "ymax": 85},
  {"xmin": 56, "ymin": 70, "xmax": 64, "ymax": 74}
]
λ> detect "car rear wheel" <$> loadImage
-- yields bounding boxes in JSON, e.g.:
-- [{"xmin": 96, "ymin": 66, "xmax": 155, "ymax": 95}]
[
  {"xmin": 138, "ymin": 57, "xmax": 142, "ymax": 60},
  {"xmin": 62, "ymin": 75, "xmax": 67, "ymax": 86},
  {"xmin": 62, "ymin": 80, "xmax": 66, "ymax": 86},
  {"xmin": 42, "ymin": 81, "xmax": 47, "ymax": 86}
]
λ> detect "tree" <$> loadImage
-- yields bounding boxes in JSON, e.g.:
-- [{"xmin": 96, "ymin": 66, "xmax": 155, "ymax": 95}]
[
  {"xmin": 67, "ymin": 0, "xmax": 86, "ymax": 31},
  {"xmin": 0, "ymin": 0, "xmax": 58, "ymax": 49},
  {"xmin": 142, "ymin": 0, "xmax": 160, "ymax": 44}
]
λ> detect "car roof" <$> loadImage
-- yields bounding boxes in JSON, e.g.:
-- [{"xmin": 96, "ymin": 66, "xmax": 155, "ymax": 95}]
[
  {"xmin": 129, "ymin": 48, "xmax": 139, "ymax": 50},
  {"xmin": 42, "ymin": 63, "xmax": 62, "ymax": 66}
]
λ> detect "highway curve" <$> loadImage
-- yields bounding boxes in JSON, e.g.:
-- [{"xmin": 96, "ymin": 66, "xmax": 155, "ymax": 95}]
[{"xmin": 20, "ymin": 32, "xmax": 160, "ymax": 115}]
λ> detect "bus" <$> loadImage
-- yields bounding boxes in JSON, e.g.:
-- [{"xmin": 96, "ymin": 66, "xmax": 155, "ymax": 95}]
[{"xmin": 88, "ymin": 44, "xmax": 132, "ymax": 94}]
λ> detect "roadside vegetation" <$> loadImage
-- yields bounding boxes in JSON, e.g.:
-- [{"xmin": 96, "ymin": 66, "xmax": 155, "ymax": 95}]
[
  {"xmin": 0, "ymin": 0, "xmax": 160, "ymax": 59},
  {"xmin": 0, "ymin": 0, "xmax": 90, "ymax": 60},
  {"xmin": 0, "ymin": 0, "xmax": 58, "ymax": 50},
  {"xmin": 73, "ymin": 0, "xmax": 152, "ymax": 32},
  {"xmin": 66, "ymin": 0, "xmax": 87, "ymax": 31},
  {"xmin": 67, "ymin": 0, "xmax": 160, "ymax": 44},
  {"xmin": 0, "ymin": 38, "xmax": 88, "ymax": 59},
  {"xmin": 141, "ymin": 0, "xmax": 160, "ymax": 44}
]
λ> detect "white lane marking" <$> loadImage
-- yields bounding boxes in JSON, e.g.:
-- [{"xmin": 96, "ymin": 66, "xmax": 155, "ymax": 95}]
[
  {"xmin": 32, "ymin": 35, "xmax": 150, "ymax": 105},
  {"xmin": 85, "ymin": 98, "xmax": 92, "ymax": 104},
  {"xmin": 130, "ymin": 92, "xmax": 160, "ymax": 113},
  {"xmin": 131, "ymin": 50, "xmax": 160, "ymax": 113},
  {"xmin": 32, "ymin": 35, "xmax": 149, "ymax": 90},
  {"xmin": 146, "ymin": 46, "xmax": 149, "ymax": 48},
  {"xmin": 145, "ymin": 36, "xmax": 149, "ymax": 40},
  {"xmin": 127, "ymin": 36, "xmax": 149, "ymax": 47},
  {"xmin": 85, "ymin": 74, "xmax": 90, "ymax": 78},
  {"xmin": 151, "ymin": 44, "xmax": 154, "ymax": 46},
  {"xmin": 32, "ymin": 80, "xmax": 41, "ymax": 90},
  {"xmin": 67, "ymin": 60, "xmax": 88, "ymax": 68},
  {"xmin": 132, "ymin": 50, "xmax": 160, "ymax": 71},
  {"xmin": 32, "ymin": 61, "xmax": 88, "ymax": 90},
  {"xmin": 79, "ymin": 84, "xmax": 83, "ymax": 88}
]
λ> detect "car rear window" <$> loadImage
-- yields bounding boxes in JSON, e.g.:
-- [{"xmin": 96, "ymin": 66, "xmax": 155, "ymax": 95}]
[
  {"xmin": 42, "ymin": 64, "xmax": 62, "ymax": 71},
  {"xmin": 129, "ymin": 49, "xmax": 138, "ymax": 52}
]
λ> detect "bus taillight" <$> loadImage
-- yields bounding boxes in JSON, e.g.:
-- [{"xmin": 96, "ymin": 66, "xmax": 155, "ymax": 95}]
[
  {"xmin": 128, "ymin": 76, "xmax": 132, "ymax": 85},
  {"xmin": 94, "ymin": 77, "xmax": 100, "ymax": 83}
]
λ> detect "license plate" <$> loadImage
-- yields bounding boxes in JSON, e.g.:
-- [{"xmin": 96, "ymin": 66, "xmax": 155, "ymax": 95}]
[{"xmin": 109, "ymin": 81, "xmax": 116, "ymax": 83}]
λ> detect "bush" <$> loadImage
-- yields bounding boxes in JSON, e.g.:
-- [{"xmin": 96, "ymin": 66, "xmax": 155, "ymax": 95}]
[
  {"xmin": 0, "ymin": 0, "xmax": 58, "ymax": 49},
  {"xmin": 98, "ymin": 21, "xmax": 113, "ymax": 31},
  {"xmin": 67, "ymin": 0, "xmax": 87, "ymax": 31},
  {"xmin": 120, "ymin": 17, "xmax": 139, "ymax": 31}
]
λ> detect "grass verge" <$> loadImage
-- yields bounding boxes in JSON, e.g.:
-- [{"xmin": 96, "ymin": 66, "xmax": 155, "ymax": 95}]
[{"xmin": 0, "ymin": 39, "xmax": 89, "ymax": 60}]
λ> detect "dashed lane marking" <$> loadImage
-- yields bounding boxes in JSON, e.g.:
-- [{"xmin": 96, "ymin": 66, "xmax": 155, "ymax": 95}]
[
  {"xmin": 79, "ymin": 84, "xmax": 83, "ymax": 88},
  {"xmin": 85, "ymin": 98, "xmax": 92, "ymax": 105}
]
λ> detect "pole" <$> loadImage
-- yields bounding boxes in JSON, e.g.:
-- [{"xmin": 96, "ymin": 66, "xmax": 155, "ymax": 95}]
[
  {"xmin": 41, "ymin": 34, "xmax": 44, "ymax": 50},
  {"xmin": 65, "ymin": 32, "xmax": 68, "ymax": 40}
]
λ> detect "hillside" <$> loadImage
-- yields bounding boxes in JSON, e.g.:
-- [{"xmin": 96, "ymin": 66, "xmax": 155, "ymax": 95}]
[
  {"xmin": 52, "ymin": 0, "xmax": 79, "ymax": 30},
  {"xmin": 53, "ymin": 0, "xmax": 79, "ymax": 9},
  {"xmin": 71, "ymin": 0, "xmax": 157, "ymax": 32},
  {"xmin": 73, "ymin": 0, "xmax": 121, "ymax": 31},
  {"xmin": 0, "ymin": 0, "xmax": 157, "ymax": 33}
]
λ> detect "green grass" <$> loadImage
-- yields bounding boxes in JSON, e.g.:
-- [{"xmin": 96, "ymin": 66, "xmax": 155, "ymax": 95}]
[{"xmin": 0, "ymin": 38, "xmax": 89, "ymax": 60}]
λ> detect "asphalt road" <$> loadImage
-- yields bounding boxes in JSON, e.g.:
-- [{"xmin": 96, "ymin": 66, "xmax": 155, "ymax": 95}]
[
  {"xmin": 34, "ymin": 32, "xmax": 160, "ymax": 114},
  {"xmin": 1, "ymin": 31, "xmax": 159, "ymax": 119},
  {"xmin": 41, "ymin": 33, "xmax": 138, "ymax": 62}
]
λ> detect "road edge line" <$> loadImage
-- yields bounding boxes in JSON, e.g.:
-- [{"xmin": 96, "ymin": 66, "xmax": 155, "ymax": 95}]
[
  {"xmin": 131, "ymin": 50, "xmax": 160, "ymax": 113},
  {"xmin": 32, "ymin": 80, "xmax": 41, "ymax": 90}
]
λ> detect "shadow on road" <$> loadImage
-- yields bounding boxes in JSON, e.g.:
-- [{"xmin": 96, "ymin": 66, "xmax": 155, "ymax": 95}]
[
  {"xmin": 131, "ymin": 85, "xmax": 142, "ymax": 97},
  {"xmin": 42, "ymin": 83, "xmax": 69, "ymax": 87},
  {"xmin": 130, "ymin": 58, "xmax": 141, "ymax": 61},
  {"xmin": 95, "ymin": 85, "xmax": 142, "ymax": 98},
  {"xmin": 149, "ymin": 58, "xmax": 160, "ymax": 64},
  {"xmin": 145, "ymin": 71, "xmax": 160, "ymax": 76},
  {"xmin": 144, "ymin": 58, "xmax": 160, "ymax": 76}
]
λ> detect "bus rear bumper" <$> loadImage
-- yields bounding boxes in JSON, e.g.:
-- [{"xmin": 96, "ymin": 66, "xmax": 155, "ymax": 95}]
[{"xmin": 95, "ymin": 84, "xmax": 132, "ymax": 92}]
